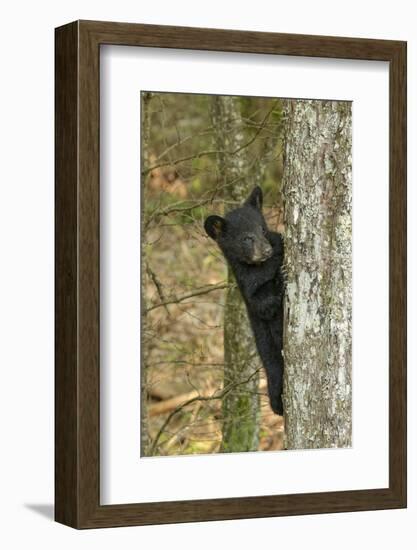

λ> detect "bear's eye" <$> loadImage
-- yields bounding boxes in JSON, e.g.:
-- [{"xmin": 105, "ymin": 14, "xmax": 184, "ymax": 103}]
[{"xmin": 262, "ymin": 227, "xmax": 267, "ymax": 236}]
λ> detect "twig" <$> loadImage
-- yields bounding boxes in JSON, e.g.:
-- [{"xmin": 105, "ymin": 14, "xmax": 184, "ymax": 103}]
[
  {"xmin": 149, "ymin": 389, "xmax": 199, "ymax": 417},
  {"xmin": 149, "ymin": 368, "xmax": 261, "ymax": 455},
  {"xmin": 155, "ymin": 127, "xmax": 216, "ymax": 162},
  {"xmin": 145, "ymin": 197, "xmax": 214, "ymax": 228},
  {"xmin": 146, "ymin": 282, "xmax": 229, "ymax": 313},
  {"xmin": 143, "ymin": 103, "xmax": 277, "ymax": 176},
  {"xmin": 231, "ymin": 100, "xmax": 279, "ymax": 156},
  {"xmin": 146, "ymin": 264, "xmax": 171, "ymax": 317},
  {"xmin": 150, "ymin": 360, "xmax": 224, "ymax": 367},
  {"xmin": 142, "ymin": 149, "xmax": 223, "ymax": 176}
]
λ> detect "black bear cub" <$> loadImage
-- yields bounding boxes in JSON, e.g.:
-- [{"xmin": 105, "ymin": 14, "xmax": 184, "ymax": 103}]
[{"xmin": 204, "ymin": 186, "xmax": 284, "ymax": 415}]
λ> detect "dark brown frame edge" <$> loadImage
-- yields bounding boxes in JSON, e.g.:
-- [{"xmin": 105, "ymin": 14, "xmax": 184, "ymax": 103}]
[{"xmin": 55, "ymin": 20, "xmax": 407, "ymax": 529}]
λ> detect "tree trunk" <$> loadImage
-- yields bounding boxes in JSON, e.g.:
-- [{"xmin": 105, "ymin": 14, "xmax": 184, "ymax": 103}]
[
  {"xmin": 282, "ymin": 99, "xmax": 352, "ymax": 449},
  {"xmin": 211, "ymin": 96, "xmax": 261, "ymax": 452}
]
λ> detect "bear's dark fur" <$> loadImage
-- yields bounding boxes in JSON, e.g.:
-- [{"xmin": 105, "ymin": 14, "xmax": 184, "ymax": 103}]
[{"xmin": 204, "ymin": 186, "xmax": 284, "ymax": 415}]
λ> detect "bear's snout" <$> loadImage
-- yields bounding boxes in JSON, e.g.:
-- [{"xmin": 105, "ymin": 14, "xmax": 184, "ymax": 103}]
[{"xmin": 252, "ymin": 241, "xmax": 273, "ymax": 263}]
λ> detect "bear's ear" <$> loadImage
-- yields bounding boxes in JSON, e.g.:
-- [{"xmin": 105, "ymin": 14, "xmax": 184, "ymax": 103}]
[
  {"xmin": 204, "ymin": 215, "xmax": 227, "ymax": 240},
  {"xmin": 245, "ymin": 186, "xmax": 263, "ymax": 210}
]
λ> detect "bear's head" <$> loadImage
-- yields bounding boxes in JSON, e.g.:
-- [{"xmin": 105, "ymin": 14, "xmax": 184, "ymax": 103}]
[{"xmin": 204, "ymin": 186, "xmax": 273, "ymax": 265}]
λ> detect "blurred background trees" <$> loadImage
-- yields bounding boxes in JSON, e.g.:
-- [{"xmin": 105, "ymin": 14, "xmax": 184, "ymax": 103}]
[
  {"xmin": 141, "ymin": 91, "xmax": 284, "ymax": 456},
  {"xmin": 211, "ymin": 95, "xmax": 263, "ymax": 452}
]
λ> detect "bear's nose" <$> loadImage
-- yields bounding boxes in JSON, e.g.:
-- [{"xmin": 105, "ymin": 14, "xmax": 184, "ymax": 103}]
[{"xmin": 262, "ymin": 244, "xmax": 273, "ymax": 258}]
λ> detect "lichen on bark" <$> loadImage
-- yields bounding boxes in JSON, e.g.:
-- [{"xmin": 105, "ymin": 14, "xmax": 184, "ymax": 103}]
[{"xmin": 282, "ymin": 99, "xmax": 352, "ymax": 449}]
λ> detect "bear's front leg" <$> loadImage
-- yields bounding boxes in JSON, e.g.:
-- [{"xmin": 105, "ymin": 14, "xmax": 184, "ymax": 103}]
[
  {"xmin": 255, "ymin": 296, "xmax": 281, "ymax": 321},
  {"xmin": 249, "ymin": 293, "xmax": 281, "ymax": 321}
]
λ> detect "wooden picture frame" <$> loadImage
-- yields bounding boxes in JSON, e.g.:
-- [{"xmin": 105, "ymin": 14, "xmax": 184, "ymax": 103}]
[{"xmin": 55, "ymin": 20, "xmax": 407, "ymax": 529}]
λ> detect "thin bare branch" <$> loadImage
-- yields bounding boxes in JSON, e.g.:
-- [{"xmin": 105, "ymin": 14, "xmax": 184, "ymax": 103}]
[
  {"xmin": 150, "ymin": 368, "xmax": 261, "ymax": 455},
  {"xmin": 142, "ymin": 149, "xmax": 223, "ymax": 176},
  {"xmin": 146, "ymin": 282, "xmax": 229, "ymax": 313},
  {"xmin": 146, "ymin": 263, "xmax": 171, "ymax": 317}
]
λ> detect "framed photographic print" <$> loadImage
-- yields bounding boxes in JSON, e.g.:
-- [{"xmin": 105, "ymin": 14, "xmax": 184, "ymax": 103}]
[{"xmin": 55, "ymin": 20, "xmax": 407, "ymax": 528}]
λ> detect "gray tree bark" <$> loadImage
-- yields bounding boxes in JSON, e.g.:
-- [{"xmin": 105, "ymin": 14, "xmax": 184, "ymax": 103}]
[
  {"xmin": 282, "ymin": 99, "xmax": 352, "ymax": 449},
  {"xmin": 211, "ymin": 96, "xmax": 261, "ymax": 452}
]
